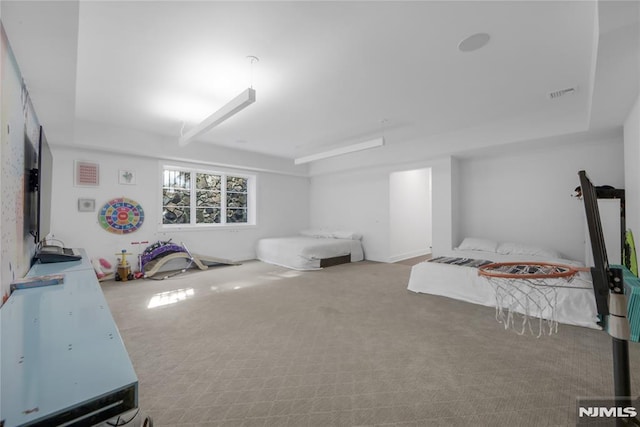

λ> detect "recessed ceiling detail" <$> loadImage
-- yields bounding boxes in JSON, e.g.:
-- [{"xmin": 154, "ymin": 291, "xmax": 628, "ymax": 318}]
[{"xmin": 4, "ymin": 1, "xmax": 626, "ymax": 160}]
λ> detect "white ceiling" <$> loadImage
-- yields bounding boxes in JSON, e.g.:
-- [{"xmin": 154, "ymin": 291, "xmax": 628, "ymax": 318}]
[{"xmin": 2, "ymin": 1, "xmax": 639, "ymax": 161}]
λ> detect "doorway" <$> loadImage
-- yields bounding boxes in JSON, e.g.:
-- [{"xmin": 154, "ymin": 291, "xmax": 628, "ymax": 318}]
[{"xmin": 389, "ymin": 167, "xmax": 432, "ymax": 262}]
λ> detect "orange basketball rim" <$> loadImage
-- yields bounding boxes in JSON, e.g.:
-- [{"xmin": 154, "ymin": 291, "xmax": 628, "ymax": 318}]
[{"xmin": 478, "ymin": 262, "xmax": 581, "ymax": 279}]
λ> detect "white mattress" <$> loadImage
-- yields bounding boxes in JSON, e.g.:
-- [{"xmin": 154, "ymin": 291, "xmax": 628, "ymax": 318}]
[
  {"xmin": 256, "ymin": 236, "xmax": 364, "ymax": 270},
  {"xmin": 407, "ymin": 249, "xmax": 600, "ymax": 329}
]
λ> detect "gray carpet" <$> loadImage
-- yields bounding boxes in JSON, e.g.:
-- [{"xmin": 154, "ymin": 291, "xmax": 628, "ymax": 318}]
[
  {"xmin": 101, "ymin": 260, "xmax": 640, "ymax": 426},
  {"xmin": 394, "ymin": 255, "xmax": 432, "ymax": 266}
]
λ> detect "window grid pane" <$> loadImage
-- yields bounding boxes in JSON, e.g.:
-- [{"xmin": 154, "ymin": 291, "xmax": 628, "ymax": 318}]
[
  {"xmin": 227, "ymin": 176, "xmax": 248, "ymax": 192},
  {"xmin": 196, "ymin": 173, "xmax": 221, "ymax": 190},
  {"xmin": 163, "ymin": 168, "xmax": 251, "ymax": 226},
  {"xmin": 227, "ymin": 208, "xmax": 248, "ymax": 223},
  {"xmin": 196, "ymin": 207, "xmax": 221, "ymax": 224},
  {"xmin": 163, "ymin": 169, "xmax": 191, "ymax": 224},
  {"xmin": 163, "ymin": 169, "xmax": 190, "ymax": 190},
  {"xmin": 195, "ymin": 173, "xmax": 222, "ymax": 224},
  {"xmin": 226, "ymin": 176, "xmax": 248, "ymax": 223},
  {"xmin": 163, "ymin": 206, "xmax": 191, "ymax": 224}
]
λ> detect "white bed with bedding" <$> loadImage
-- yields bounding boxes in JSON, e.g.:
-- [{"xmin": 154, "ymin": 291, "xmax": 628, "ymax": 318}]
[
  {"xmin": 256, "ymin": 230, "xmax": 364, "ymax": 270},
  {"xmin": 407, "ymin": 238, "xmax": 600, "ymax": 329}
]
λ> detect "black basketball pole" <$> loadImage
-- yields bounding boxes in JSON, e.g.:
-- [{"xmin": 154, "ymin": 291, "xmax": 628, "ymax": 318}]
[
  {"xmin": 578, "ymin": 171, "xmax": 636, "ymax": 426},
  {"xmin": 608, "ymin": 268, "xmax": 633, "ymax": 427},
  {"xmin": 612, "ymin": 338, "xmax": 631, "ymax": 399}
]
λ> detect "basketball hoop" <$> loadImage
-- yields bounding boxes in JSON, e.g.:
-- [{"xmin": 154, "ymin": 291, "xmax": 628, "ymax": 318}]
[{"xmin": 478, "ymin": 262, "xmax": 588, "ymax": 337}]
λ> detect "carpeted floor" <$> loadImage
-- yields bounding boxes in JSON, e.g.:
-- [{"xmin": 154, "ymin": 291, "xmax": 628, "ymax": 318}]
[
  {"xmin": 393, "ymin": 255, "xmax": 432, "ymax": 266},
  {"xmin": 101, "ymin": 260, "xmax": 640, "ymax": 427}
]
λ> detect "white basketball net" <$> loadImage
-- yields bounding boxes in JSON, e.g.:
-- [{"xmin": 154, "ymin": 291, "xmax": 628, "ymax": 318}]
[
  {"xmin": 478, "ymin": 264, "xmax": 589, "ymax": 337},
  {"xmin": 483, "ymin": 276, "xmax": 561, "ymax": 337}
]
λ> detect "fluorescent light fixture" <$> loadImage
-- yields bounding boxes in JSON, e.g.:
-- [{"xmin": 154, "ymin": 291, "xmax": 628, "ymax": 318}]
[
  {"xmin": 294, "ymin": 137, "xmax": 385, "ymax": 165},
  {"xmin": 179, "ymin": 87, "xmax": 256, "ymax": 146}
]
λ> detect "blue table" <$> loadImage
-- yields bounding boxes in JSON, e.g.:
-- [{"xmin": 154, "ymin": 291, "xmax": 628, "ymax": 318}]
[{"xmin": 1, "ymin": 250, "xmax": 138, "ymax": 426}]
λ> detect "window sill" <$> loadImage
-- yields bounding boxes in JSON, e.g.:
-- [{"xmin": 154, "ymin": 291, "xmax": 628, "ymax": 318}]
[{"xmin": 158, "ymin": 224, "xmax": 257, "ymax": 232}]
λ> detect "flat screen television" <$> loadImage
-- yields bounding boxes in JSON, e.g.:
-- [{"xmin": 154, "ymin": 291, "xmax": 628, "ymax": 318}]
[
  {"xmin": 36, "ymin": 125, "xmax": 53, "ymax": 246},
  {"xmin": 26, "ymin": 125, "xmax": 53, "ymax": 250},
  {"xmin": 578, "ymin": 170, "xmax": 611, "ymax": 318},
  {"xmin": 24, "ymin": 130, "xmax": 38, "ymax": 244}
]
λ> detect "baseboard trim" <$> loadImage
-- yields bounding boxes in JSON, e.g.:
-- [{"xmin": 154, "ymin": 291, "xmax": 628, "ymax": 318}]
[{"xmin": 388, "ymin": 249, "xmax": 432, "ymax": 263}]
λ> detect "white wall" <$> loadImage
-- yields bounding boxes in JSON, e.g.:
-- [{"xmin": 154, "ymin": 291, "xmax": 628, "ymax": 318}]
[
  {"xmin": 51, "ymin": 145, "xmax": 310, "ymax": 265},
  {"xmin": 310, "ymin": 168, "xmax": 390, "ymax": 262},
  {"xmin": 389, "ymin": 168, "xmax": 432, "ymax": 261},
  {"xmin": 310, "ymin": 157, "xmax": 456, "ymax": 262},
  {"xmin": 458, "ymin": 128, "xmax": 624, "ymax": 261},
  {"xmin": 624, "ymin": 95, "xmax": 640, "ymax": 240},
  {"xmin": 48, "ymin": 123, "xmax": 626, "ymax": 269},
  {"xmin": 0, "ymin": 25, "xmax": 41, "ymax": 300}
]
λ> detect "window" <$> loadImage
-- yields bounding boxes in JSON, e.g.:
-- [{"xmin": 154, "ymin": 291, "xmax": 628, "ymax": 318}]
[{"xmin": 162, "ymin": 166, "xmax": 254, "ymax": 226}]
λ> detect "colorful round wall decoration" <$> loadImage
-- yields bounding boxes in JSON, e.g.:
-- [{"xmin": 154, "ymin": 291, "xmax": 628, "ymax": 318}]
[{"xmin": 98, "ymin": 197, "xmax": 145, "ymax": 234}]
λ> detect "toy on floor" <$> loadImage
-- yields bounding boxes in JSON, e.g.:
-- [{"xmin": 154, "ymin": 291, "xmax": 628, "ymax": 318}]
[
  {"xmin": 140, "ymin": 240, "xmax": 239, "ymax": 279},
  {"xmin": 91, "ymin": 257, "xmax": 114, "ymax": 280},
  {"xmin": 91, "ymin": 258, "xmax": 106, "ymax": 279},
  {"xmin": 144, "ymin": 241, "xmax": 195, "ymax": 280},
  {"xmin": 115, "ymin": 250, "xmax": 134, "ymax": 282},
  {"xmin": 131, "ymin": 240, "xmax": 149, "ymax": 279}
]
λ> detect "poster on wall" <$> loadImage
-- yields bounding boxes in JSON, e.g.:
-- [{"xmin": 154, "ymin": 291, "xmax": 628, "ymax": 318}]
[
  {"xmin": 98, "ymin": 197, "xmax": 144, "ymax": 234},
  {"xmin": 78, "ymin": 198, "xmax": 96, "ymax": 212},
  {"xmin": 75, "ymin": 161, "xmax": 100, "ymax": 186},
  {"xmin": 119, "ymin": 169, "xmax": 136, "ymax": 185}
]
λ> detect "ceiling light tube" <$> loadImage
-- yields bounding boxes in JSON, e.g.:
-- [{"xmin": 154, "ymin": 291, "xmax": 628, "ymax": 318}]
[
  {"xmin": 179, "ymin": 87, "xmax": 256, "ymax": 146},
  {"xmin": 294, "ymin": 137, "xmax": 385, "ymax": 165}
]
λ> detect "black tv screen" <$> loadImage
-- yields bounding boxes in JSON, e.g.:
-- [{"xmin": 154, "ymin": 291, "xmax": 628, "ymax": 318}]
[
  {"xmin": 24, "ymin": 130, "xmax": 38, "ymax": 243},
  {"xmin": 578, "ymin": 170, "xmax": 611, "ymax": 317},
  {"xmin": 37, "ymin": 125, "xmax": 53, "ymax": 245}
]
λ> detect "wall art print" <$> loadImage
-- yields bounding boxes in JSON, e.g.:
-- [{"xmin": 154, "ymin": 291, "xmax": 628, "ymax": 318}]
[
  {"xmin": 98, "ymin": 197, "xmax": 144, "ymax": 234},
  {"xmin": 75, "ymin": 161, "xmax": 100, "ymax": 186},
  {"xmin": 119, "ymin": 169, "xmax": 136, "ymax": 185}
]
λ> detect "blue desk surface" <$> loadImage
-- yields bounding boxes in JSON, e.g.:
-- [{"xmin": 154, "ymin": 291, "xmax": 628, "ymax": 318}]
[
  {"xmin": 27, "ymin": 252, "xmax": 94, "ymax": 276},
  {"xmin": 1, "ymin": 250, "xmax": 138, "ymax": 426}
]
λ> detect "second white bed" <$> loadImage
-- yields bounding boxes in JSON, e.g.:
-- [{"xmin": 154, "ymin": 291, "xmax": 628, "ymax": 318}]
[
  {"xmin": 256, "ymin": 236, "xmax": 364, "ymax": 270},
  {"xmin": 407, "ymin": 249, "xmax": 600, "ymax": 330}
]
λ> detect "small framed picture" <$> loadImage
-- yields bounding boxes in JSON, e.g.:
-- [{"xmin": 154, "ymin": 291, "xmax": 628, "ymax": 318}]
[
  {"xmin": 119, "ymin": 169, "xmax": 136, "ymax": 185},
  {"xmin": 78, "ymin": 198, "xmax": 95, "ymax": 212}
]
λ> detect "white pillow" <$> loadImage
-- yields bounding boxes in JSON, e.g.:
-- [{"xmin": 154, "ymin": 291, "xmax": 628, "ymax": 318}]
[
  {"xmin": 300, "ymin": 229, "xmax": 363, "ymax": 240},
  {"xmin": 300, "ymin": 229, "xmax": 333, "ymax": 238},
  {"xmin": 331, "ymin": 230, "xmax": 363, "ymax": 240},
  {"xmin": 497, "ymin": 242, "xmax": 560, "ymax": 259},
  {"xmin": 456, "ymin": 237, "xmax": 499, "ymax": 253}
]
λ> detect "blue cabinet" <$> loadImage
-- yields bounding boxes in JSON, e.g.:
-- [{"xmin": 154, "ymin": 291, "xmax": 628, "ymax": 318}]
[{"xmin": 1, "ymin": 250, "xmax": 138, "ymax": 426}]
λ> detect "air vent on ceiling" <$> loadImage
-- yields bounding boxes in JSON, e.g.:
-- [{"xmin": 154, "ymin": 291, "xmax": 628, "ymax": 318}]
[{"xmin": 548, "ymin": 87, "xmax": 577, "ymax": 100}]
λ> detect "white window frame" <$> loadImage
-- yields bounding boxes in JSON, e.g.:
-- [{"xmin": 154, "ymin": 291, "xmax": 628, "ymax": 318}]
[{"xmin": 160, "ymin": 164, "xmax": 256, "ymax": 229}]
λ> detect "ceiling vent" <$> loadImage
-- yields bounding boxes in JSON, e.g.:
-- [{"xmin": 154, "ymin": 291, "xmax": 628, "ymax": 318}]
[{"xmin": 548, "ymin": 87, "xmax": 577, "ymax": 100}]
